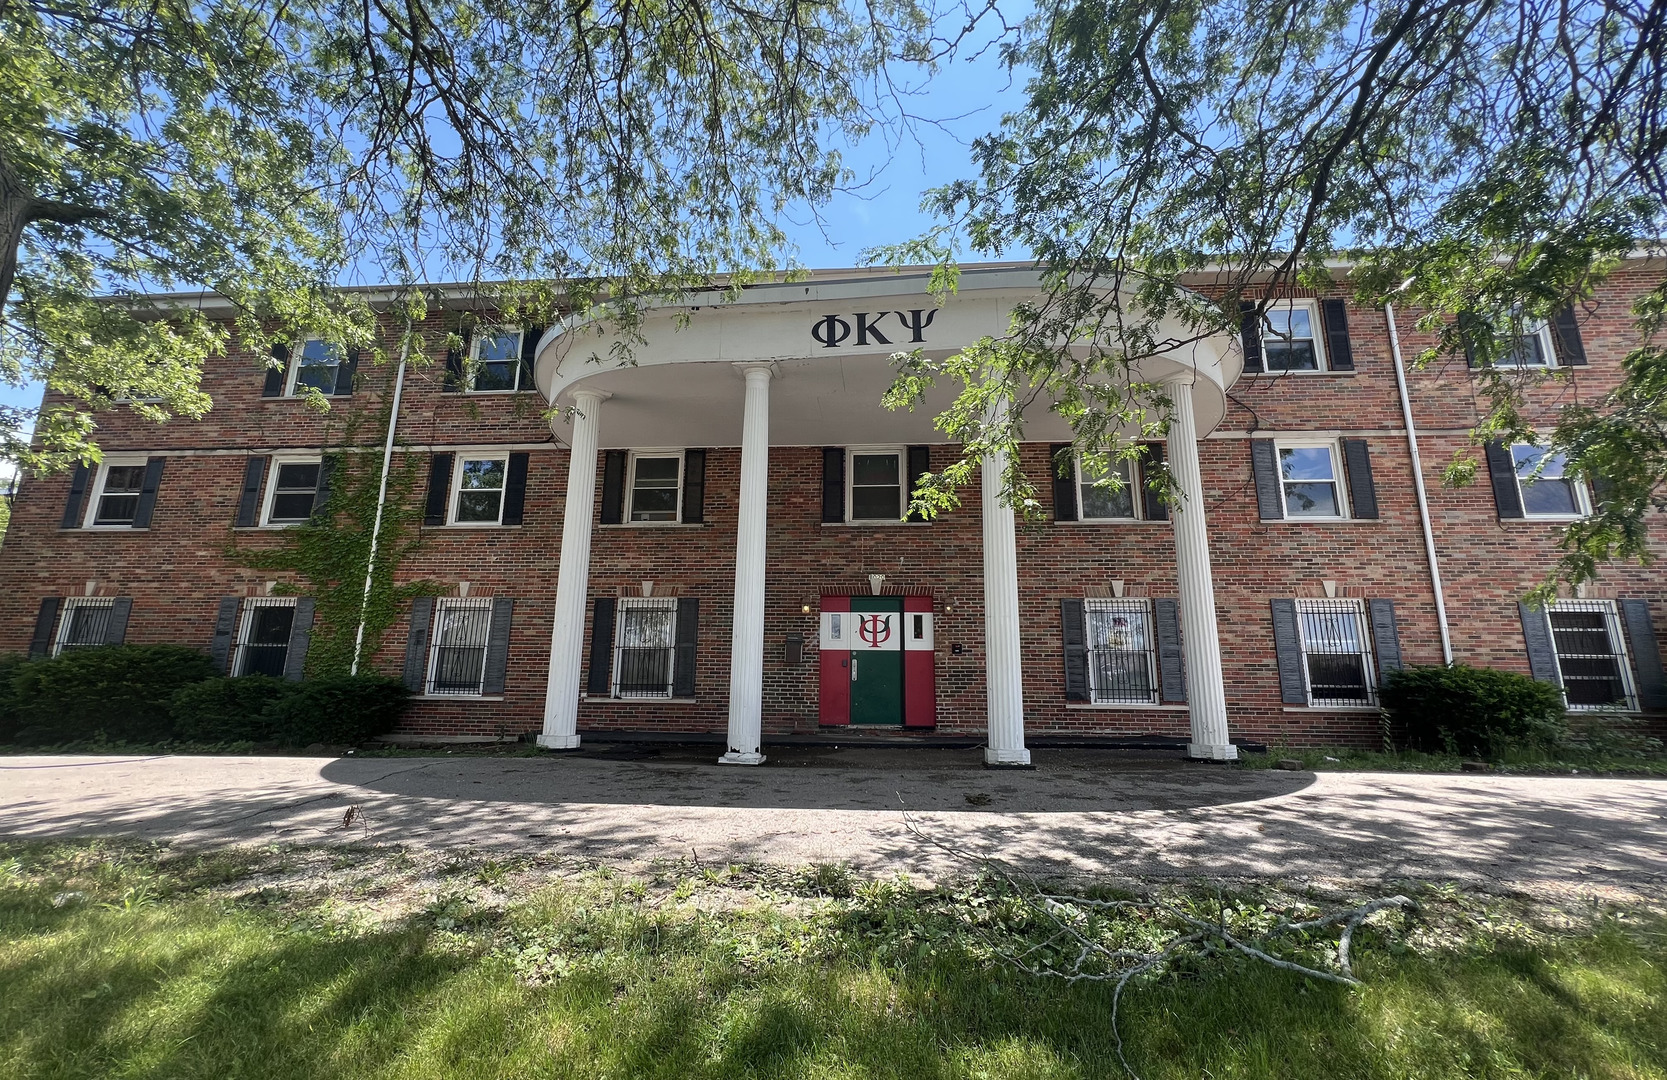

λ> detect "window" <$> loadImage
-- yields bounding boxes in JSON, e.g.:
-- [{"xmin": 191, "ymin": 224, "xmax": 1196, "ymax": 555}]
[
  {"xmin": 1262, "ymin": 301, "xmax": 1325, "ymax": 372},
  {"xmin": 613, "ymin": 597, "xmax": 677, "ymax": 698},
  {"xmin": 849, "ymin": 449, "xmax": 904, "ymax": 521},
  {"xmin": 288, "ymin": 338, "xmax": 344, "ymax": 395},
  {"xmin": 469, "ymin": 327, "xmax": 524, "ymax": 392},
  {"xmin": 426, "ymin": 599, "xmax": 493, "ymax": 695},
  {"xmin": 1076, "ymin": 453, "xmax": 1139, "ymax": 520},
  {"xmin": 232, "ymin": 598, "xmax": 295, "ymax": 677},
  {"xmin": 1497, "ymin": 320, "xmax": 1555, "ymax": 368},
  {"xmin": 450, "ymin": 455, "xmax": 508, "ymax": 525},
  {"xmin": 53, "ymin": 598, "xmax": 115, "ymax": 655},
  {"xmin": 1277, "ymin": 442, "xmax": 1345, "ymax": 518},
  {"xmin": 1512, "ymin": 444, "xmax": 1588, "ymax": 518},
  {"xmin": 1547, "ymin": 601, "xmax": 1637, "ymax": 710},
  {"xmin": 1295, "ymin": 599, "xmax": 1376, "ymax": 706},
  {"xmin": 1085, "ymin": 599, "xmax": 1156, "ymax": 704},
  {"xmin": 264, "ymin": 459, "xmax": 322, "ymax": 525},
  {"xmin": 629, "ymin": 453, "xmax": 682, "ymax": 522},
  {"xmin": 88, "ymin": 459, "xmax": 148, "ymax": 527}
]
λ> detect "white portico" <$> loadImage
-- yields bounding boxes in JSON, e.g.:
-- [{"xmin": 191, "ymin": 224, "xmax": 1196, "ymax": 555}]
[{"xmin": 531, "ymin": 266, "xmax": 1243, "ymax": 764}]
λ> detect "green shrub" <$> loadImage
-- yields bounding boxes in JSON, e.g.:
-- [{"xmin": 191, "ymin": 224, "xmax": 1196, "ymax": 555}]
[
  {"xmin": 0, "ymin": 653, "xmax": 28, "ymax": 742},
  {"xmin": 7, "ymin": 645, "xmax": 218, "ymax": 745},
  {"xmin": 169, "ymin": 676, "xmax": 300, "ymax": 743},
  {"xmin": 263, "ymin": 675, "xmax": 409, "ymax": 745},
  {"xmin": 1381, "ymin": 663, "xmax": 1567, "ymax": 758}
]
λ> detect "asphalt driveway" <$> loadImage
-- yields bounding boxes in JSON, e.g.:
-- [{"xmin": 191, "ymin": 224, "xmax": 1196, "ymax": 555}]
[{"xmin": 2, "ymin": 746, "xmax": 1663, "ymax": 894}]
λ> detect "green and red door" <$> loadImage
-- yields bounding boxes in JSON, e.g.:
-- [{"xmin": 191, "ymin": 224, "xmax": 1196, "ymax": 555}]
[{"xmin": 818, "ymin": 595, "xmax": 935, "ymax": 726}]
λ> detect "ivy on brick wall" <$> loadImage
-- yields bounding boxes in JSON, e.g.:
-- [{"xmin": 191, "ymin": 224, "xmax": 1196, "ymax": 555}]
[{"xmin": 229, "ymin": 404, "xmax": 434, "ymax": 676}]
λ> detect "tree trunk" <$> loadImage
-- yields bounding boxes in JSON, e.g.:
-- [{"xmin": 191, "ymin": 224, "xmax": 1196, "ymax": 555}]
[{"xmin": 0, "ymin": 149, "xmax": 105, "ymax": 320}]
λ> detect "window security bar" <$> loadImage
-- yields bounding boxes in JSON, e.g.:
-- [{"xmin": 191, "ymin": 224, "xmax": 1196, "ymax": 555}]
[
  {"xmin": 613, "ymin": 598, "xmax": 677, "ymax": 698},
  {"xmin": 1085, "ymin": 598, "xmax": 1157, "ymax": 705},
  {"xmin": 1296, "ymin": 599, "xmax": 1376, "ymax": 707},
  {"xmin": 55, "ymin": 598, "xmax": 115, "ymax": 655},
  {"xmin": 234, "ymin": 597, "xmax": 295, "ymax": 677},
  {"xmin": 427, "ymin": 599, "xmax": 493, "ymax": 695},
  {"xmin": 1548, "ymin": 601, "xmax": 1637, "ymax": 711}
]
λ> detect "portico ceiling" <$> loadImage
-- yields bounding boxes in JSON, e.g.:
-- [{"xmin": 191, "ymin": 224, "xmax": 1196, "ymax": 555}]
[{"xmin": 531, "ymin": 266, "xmax": 1242, "ymax": 449}]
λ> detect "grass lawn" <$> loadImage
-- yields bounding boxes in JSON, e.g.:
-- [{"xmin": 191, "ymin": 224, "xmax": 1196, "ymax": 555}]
[
  {"xmin": 2, "ymin": 843, "xmax": 1664, "ymax": 1079},
  {"xmin": 1239, "ymin": 744, "xmax": 1667, "ymax": 776}
]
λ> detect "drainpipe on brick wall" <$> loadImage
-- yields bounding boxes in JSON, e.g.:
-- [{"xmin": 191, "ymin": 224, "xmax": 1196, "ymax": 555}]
[
  {"xmin": 1386, "ymin": 302, "xmax": 1454, "ymax": 664},
  {"xmin": 351, "ymin": 317, "xmax": 413, "ymax": 675}
]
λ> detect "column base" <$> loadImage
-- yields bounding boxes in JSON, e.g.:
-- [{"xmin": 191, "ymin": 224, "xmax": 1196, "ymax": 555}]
[
  {"xmin": 718, "ymin": 750, "xmax": 767, "ymax": 766},
  {"xmin": 1187, "ymin": 742, "xmax": 1239, "ymax": 762},
  {"xmin": 983, "ymin": 746, "xmax": 1033, "ymax": 768},
  {"xmin": 536, "ymin": 733, "xmax": 582, "ymax": 751}
]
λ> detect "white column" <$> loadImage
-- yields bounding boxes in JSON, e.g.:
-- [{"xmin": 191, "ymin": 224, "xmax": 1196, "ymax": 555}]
[
  {"xmin": 981, "ymin": 439, "xmax": 1031, "ymax": 767},
  {"xmin": 1164, "ymin": 375, "xmax": 1236, "ymax": 760},
  {"xmin": 719, "ymin": 363, "xmax": 773, "ymax": 765},
  {"xmin": 539, "ymin": 388, "xmax": 607, "ymax": 750}
]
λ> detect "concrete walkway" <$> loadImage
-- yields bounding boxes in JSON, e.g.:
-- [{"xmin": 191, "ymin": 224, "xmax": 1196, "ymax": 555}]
[{"xmin": 2, "ymin": 747, "xmax": 1664, "ymax": 893}]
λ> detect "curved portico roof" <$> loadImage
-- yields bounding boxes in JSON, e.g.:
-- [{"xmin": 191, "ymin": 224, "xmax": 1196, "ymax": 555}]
[{"xmin": 531, "ymin": 265, "xmax": 1242, "ymax": 449}]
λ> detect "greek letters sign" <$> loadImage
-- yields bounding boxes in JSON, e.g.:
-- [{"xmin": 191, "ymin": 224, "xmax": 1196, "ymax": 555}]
[
  {"xmin": 852, "ymin": 614, "xmax": 901, "ymax": 651},
  {"xmin": 811, "ymin": 309, "xmax": 937, "ymax": 348}
]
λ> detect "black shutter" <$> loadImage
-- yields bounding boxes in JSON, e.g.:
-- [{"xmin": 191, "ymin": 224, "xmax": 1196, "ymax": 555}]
[
  {"xmin": 28, "ymin": 598, "xmax": 60, "ymax": 659},
  {"xmin": 1619, "ymin": 599, "xmax": 1665, "ymax": 710},
  {"xmin": 209, "ymin": 597, "xmax": 240, "ymax": 673},
  {"xmin": 520, "ymin": 325, "xmax": 544, "ymax": 389},
  {"xmin": 1367, "ymin": 599, "xmax": 1402, "ymax": 684},
  {"xmin": 61, "ymin": 463, "xmax": 90, "ymax": 528},
  {"xmin": 1139, "ymin": 443, "xmax": 1169, "ymax": 521},
  {"xmin": 1270, "ymin": 599, "xmax": 1307, "ymax": 704},
  {"xmin": 1341, "ymin": 438, "xmax": 1378, "ymax": 519},
  {"xmin": 1484, "ymin": 440, "xmax": 1524, "ymax": 519},
  {"xmin": 599, "ymin": 450, "xmax": 626, "ymax": 524},
  {"xmin": 501, "ymin": 453, "xmax": 529, "ymax": 526},
  {"xmin": 334, "ymin": 349, "xmax": 359, "ymax": 396},
  {"xmin": 906, "ymin": 445, "xmax": 930, "ymax": 522},
  {"xmin": 1251, "ymin": 440, "xmax": 1283, "ymax": 520},
  {"xmin": 105, "ymin": 598, "xmax": 132, "ymax": 644},
  {"xmin": 1239, "ymin": 301, "xmax": 1264, "ymax": 373},
  {"xmin": 1551, "ymin": 305, "xmax": 1588, "ymax": 366},
  {"xmin": 481, "ymin": 598, "xmax": 514, "ymax": 695},
  {"xmin": 283, "ymin": 598, "xmax": 314, "ymax": 681},
  {"xmin": 312, "ymin": 455, "xmax": 336, "ymax": 520},
  {"xmin": 1061, "ymin": 599, "xmax": 1089, "ymax": 702},
  {"xmin": 1321, "ymin": 298, "xmax": 1354, "ymax": 371},
  {"xmin": 402, "ymin": 596, "xmax": 435, "ymax": 691},
  {"xmin": 235, "ymin": 456, "xmax": 267, "ymax": 527},
  {"xmin": 1050, "ymin": 444, "xmax": 1077, "ymax": 522},
  {"xmin": 681, "ymin": 449, "xmax": 706, "ymax": 524},
  {"xmin": 821, "ymin": 448, "xmax": 845, "ymax": 523},
  {"xmin": 586, "ymin": 597, "xmax": 616, "ymax": 695},
  {"xmin": 1519, "ymin": 603, "xmax": 1561, "ymax": 685},
  {"xmin": 263, "ymin": 343, "xmax": 287, "ymax": 397},
  {"xmin": 672, "ymin": 597, "xmax": 700, "ymax": 697},
  {"xmin": 1458, "ymin": 311, "xmax": 1481, "ymax": 368},
  {"xmin": 443, "ymin": 328, "xmax": 468, "ymax": 391},
  {"xmin": 423, "ymin": 453, "xmax": 454, "ymax": 526},
  {"xmin": 131, "ymin": 457, "xmax": 166, "ymax": 528},
  {"xmin": 1154, "ymin": 597, "xmax": 1186, "ymax": 703}
]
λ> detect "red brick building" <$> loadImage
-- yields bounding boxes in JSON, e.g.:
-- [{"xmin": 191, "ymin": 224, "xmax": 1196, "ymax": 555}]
[{"xmin": 2, "ymin": 264, "xmax": 1662, "ymax": 761}]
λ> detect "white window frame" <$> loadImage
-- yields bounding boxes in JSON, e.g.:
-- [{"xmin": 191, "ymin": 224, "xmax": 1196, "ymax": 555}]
[
  {"xmin": 448, "ymin": 453, "xmax": 511, "ymax": 527},
  {"xmin": 425, "ymin": 597, "xmax": 495, "ymax": 697},
  {"xmin": 1293, "ymin": 598, "xmax": 1378, "ymax": 708},
  {"xmin": 1274, "ymin": 439, "xmax": 1350, "ymax": 520},
  {"xmin": 846, "ymin": 446, "xmax": 908, "ymax": 524},
  {"xmin": 612, "ymin": 596, "xmax": 680, "ymax": 699},
  {"xmin": 84, "ymin": 455, "xmax": 150, "ymax": 529},
  {"xmin": 53, "ymin": 597, "xmax": 116, "ymax": 656},
  {"xmin": 231, "ymin": 596, "xmax": 297, "ymax": 677},
  {"xmin": 260, "ymin": 456, "xmax": 324, "ymax": 527},
  {"xmin": 626, "ymin": 449, "xmax": 684, "ymax": 524},
  {"xmin": 1259, "ymin": 299, "xmax": 1330, "ymax": 373},
  {"xmin": 466, "ymin": 325, "xmax": 525, "ymax": 393},
  {"xmin": 1495, "ymin": 320, "xmax": 1557, "ymax": 369},
  {"xmin": 1074, "ymin": 451, "xmax": 1142, "ymax": 522},
  {"xmin": 1546, "ymin": 600, "xmax": 1638, "ymax": 712},
  {"xmin": 1511, "ymin": 443, "xmax": 1590, "ymax": 520},
  {"xmin": 284, "ymin": 337, "xmax": 344, "ymax": 396},
  {"xmin": 1084, "ymin": 598, "xmax": 1158, "ymax": 704}
]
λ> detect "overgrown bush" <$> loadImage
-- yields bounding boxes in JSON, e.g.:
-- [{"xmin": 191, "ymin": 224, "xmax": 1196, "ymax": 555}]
[
  {"xmin": 1382, "ymin": 663, "xmax": 1567, "ymax": 758},
  {"xmin": 0, "ymin": 653, "xmax": 28, "ymax": 742},
  {"xmin": 7, "ymin": 645, "xmax": 219, "ymax": 745},
  {"xmin": 169, "ymin": 676, "xmax": 299, "ymax": 743},
  {"xmin": 263, "ymin": 675, "xmax": 409, "ymax": 745}
]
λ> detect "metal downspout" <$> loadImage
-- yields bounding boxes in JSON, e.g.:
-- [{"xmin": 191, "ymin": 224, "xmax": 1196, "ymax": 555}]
[
  {"xmin": 351, "ymin": 318, "xmax": 413, "ymax": 675},
  {"xmin": 1386, "ymin": 302, "xmax": 1454, "ymax": 664}
]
